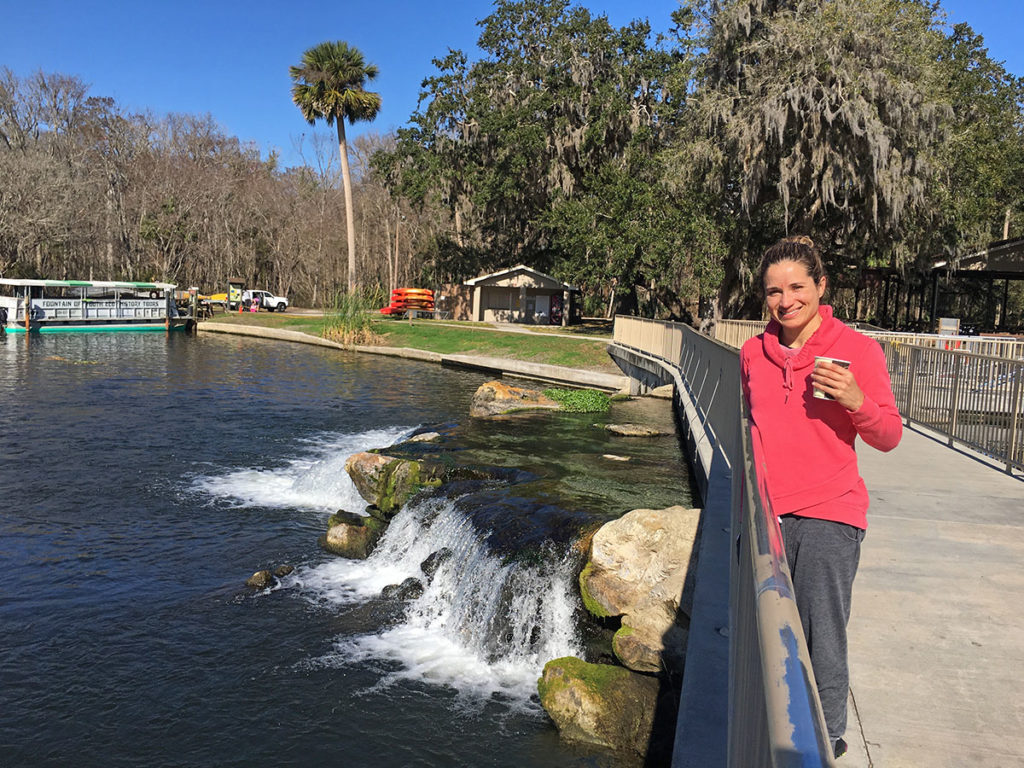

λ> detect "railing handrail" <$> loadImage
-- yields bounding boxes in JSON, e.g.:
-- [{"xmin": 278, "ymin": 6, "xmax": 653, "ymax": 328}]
[{"xmin": 713, "ymin": 319, "xmax": 1024, "ymax": 360}]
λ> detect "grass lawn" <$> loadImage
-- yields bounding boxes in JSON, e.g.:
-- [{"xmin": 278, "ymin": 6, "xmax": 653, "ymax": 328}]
[{"xmin": 206, "ymin": 311, "xmax": 618, "ymax": 373}]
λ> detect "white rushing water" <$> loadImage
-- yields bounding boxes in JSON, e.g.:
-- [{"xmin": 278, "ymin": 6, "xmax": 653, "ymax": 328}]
[
  {"xmin": 191, "ymin": 426, "xmax": 412, "ymax": 513},
  {"xmin": 193, "ymin": 429, "xmax": 584, "ymax": 711},
  {"xmin": 303, "ymin": 497, "xmax": 583, "ymax": 708}
]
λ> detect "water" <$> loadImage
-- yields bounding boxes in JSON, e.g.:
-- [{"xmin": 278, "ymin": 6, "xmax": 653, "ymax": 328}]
[{"xmin": 0, "ymin": 332, "xmax": 693, "ymax": 767}]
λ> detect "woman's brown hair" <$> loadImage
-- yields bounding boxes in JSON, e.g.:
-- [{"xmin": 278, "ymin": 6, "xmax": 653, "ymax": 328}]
[{"xmin": 758, "ymin": 235, "xmax": 827, "ymax": 289}]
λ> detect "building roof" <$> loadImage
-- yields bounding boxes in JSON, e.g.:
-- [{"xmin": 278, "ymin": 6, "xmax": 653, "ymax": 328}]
[
  {"xmin": 463, "ymin": 264, "xmax": 578, "ymax": 291},
  {"xmin": 932, "ymin": 236, "xmax": 1024, "ymax": 275}
]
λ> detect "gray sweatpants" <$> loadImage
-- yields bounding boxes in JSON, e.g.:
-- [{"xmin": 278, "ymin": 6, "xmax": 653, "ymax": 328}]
[{"xmin": 779, "ymin": 515, "xmax": 865, "ymax": 743}]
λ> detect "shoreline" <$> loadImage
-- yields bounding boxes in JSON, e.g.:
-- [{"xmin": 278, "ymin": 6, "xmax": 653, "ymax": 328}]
[{"xmin": 198, "ymin": 321, "xmax": 631, "ymax": 392}]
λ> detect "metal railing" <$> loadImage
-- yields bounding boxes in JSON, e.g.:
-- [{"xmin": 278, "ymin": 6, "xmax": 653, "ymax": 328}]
[
  {"xmin": 613, "ymin": 316, "xmax": 739, "ymax": 493},
  {"xmin": 879, "ymin": 342, "xmax": 1024, "ymax": 472},
  {"xmin": 867, "ymin": 331, "xmax": 1024, "ymax": 360},
  {"xmin": 613, "ymin": 315, "xmax": 835, "ymax": 767},
  {"xmin": 710, "ymin": 320, "xmax": 1024, "ymax": 473},
  {"xmin": 713, "ymin": 319, "xmax": 1024, "ymax": 360},
  {"xmin": 730, "ymin": 403, "xmax": 833, "ymax": 768},
  {"xmin": 712, "ymin": 319, "xmax": 769, "ymax": 350}
]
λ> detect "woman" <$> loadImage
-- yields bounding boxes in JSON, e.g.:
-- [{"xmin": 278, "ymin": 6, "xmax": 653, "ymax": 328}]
[{"xmin": 740, "ymin": 236, "xmax": 902, "ymax": 758}]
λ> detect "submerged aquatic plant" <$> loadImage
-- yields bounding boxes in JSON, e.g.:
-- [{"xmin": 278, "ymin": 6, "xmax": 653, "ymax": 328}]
[{"xmin": 543, "ymin": 388, "xmax": 610, "ymax": 413}]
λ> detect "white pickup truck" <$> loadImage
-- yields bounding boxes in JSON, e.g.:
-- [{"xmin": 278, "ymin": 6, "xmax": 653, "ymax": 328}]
[{"xmin": 243, "ymin": 289, "xmax": 289, "ymax": 312}]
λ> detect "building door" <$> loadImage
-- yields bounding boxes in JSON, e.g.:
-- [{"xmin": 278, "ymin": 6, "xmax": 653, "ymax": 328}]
[{"xmin": 534, "ymin": 294, "xmax": 549, "ymax": 324}]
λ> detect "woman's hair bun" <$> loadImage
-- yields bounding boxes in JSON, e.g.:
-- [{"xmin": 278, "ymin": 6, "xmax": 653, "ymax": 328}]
[{"xmin": 782, "ymin": 235, "xmax": 815, "ymax": 249}]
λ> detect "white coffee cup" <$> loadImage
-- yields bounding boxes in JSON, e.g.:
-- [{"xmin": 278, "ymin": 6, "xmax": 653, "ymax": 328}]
[{"xmin": 813, "ymin": 356, "xmax": 851, "ymax": 399}]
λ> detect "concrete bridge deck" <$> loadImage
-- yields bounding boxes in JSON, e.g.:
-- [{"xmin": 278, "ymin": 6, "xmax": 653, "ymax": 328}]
[{"xmin": 843, "ymin": 426, "xmax": 1024, "ymax": 767}]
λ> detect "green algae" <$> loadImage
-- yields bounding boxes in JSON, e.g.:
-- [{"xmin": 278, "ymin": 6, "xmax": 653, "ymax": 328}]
[{"xmin": 578, "ymin": 562, "xmax": 611, "ymax": 618}]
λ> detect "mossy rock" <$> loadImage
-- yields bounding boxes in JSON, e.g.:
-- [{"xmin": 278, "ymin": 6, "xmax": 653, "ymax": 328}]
[
  {"xmin": 537, "ymin": 657, "xmax": 659, "ymax": 756},
  {"xmin": 320, "ymin": 513, "xmax": 387, "ymax": 559},
  {"xmin": 378, "ymin": 458, "xmax": 444, "ymax": 516},
  {"xmin": 345, "ymin": 452, "xmax": 446, "ymax": 517},
  {"xmin": 245, "ymin": 570, "xmax": 274, "ymax": 589}
]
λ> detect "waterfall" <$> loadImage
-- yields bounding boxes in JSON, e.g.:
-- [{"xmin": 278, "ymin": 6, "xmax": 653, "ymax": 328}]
[
  {"xmin": 192, "ymin": 426, "xmax": 585, "ymax": 710},
  {"xmin": 297, "ymin": 496, "xmax": 584, "ymax": 709}
]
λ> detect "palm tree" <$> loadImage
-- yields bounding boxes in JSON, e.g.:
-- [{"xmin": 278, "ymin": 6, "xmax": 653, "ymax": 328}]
[{"xmin": 290, "ymin": 41, "xmax": 381, "ymax": 293}]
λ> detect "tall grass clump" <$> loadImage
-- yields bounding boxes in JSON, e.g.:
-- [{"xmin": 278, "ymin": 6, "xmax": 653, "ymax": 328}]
[{"xmin": 322, "ymin": 291, "xmax": 380, "ymax": 345}]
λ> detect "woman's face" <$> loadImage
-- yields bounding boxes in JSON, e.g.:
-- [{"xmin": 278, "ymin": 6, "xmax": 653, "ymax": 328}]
[{"xmin": 764, "ymin": 259, "xmax": 826, "ymax": 340}]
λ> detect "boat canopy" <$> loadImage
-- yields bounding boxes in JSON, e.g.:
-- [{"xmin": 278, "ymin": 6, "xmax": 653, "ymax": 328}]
[{"xmin": 0, "ymin": 278, "xmax": 176, "ymax": 291}]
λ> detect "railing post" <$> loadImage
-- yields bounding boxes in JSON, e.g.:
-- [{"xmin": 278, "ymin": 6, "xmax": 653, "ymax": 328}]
[
  {"xmin": 949, "ymin": 353, "xmax": 963, "ymax": 447},
  {"xmin": 1007, "ymin": 362, "xmax": 1023, "ymax": 474},
  {"xmin": 905, "ymin": 347, "xmax": 919, "ymax": 427}
]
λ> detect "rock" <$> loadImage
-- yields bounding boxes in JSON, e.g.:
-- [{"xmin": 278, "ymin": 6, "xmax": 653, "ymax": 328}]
[
  {"xmin": 537, "ymin": 657, "xmax": 659, "ymax": 756},
  {"xmin": 381, "ymin": 577, "xmax": 425, "ymax": 601},
  {"xmin": 407, "ymin": 431, "xmax": 441, "ymax": 443},
  {"xmin": 345, "ymin": 453, "xmax": 397, "ymax": 507},
  {"xmin": 612, "ymin": 607, "xmax": 688, "ymax": 675},
  {"xmin": 344, "ymin": 452, "xmax": 445, "ymax": 516},
  {"xmin": 469, "ymin": 380, "xmax": 561, "ymax": 418},
  {"xmin": 648, "ymin": 384, "xmax": 674, "ymax": 399},
  {"xmin": 273, "ymin": 565, "xmax": 294, "ymax": 578},
  {"xmin": 330, "ymin": 509, "xmax": 369, "ymax": 526},
  {"xmin": 579, "ymin": 505, "xmax": 701, "ymax": 674},
  {"xmin": 319, "ymin": 511, "xmax": 386, "ymax": 559},
  {"xmin": 420, "ymin": 548, "xmax": 454, "ymax": 581},
  {"xmin": 603, "ymin": 423, "xmax": 673, "ymax": 437},
  {"xmin": 246, "ymin": 570, "xmax": 274, "ymax": 589}
]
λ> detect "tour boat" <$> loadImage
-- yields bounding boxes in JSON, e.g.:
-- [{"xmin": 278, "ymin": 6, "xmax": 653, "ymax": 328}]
[{"xmin": 0, "ymin": 278, "xmax": 191, "ymax": 333}]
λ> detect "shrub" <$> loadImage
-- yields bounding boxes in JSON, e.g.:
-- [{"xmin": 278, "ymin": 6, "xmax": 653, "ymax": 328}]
[{"xmin": 322, "ymin": 291, "xmax": 381, "ymax": 345}]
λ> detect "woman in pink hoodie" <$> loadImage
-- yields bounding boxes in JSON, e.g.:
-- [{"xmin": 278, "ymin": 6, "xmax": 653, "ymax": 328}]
[{"xmin": 740, "ymin": 236, "xmax": 902, "ymax": 758}]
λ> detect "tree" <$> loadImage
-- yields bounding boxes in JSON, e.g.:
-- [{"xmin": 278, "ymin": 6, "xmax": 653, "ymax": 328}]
[
  {"xmin": 290, "ymin": 41, "xmax": 382, "ymax": 292},
  {"xmin": 932, "ymin": 22, "xmax": 1024, "ymax": 251},
  {"xmin": 384, "ymin": 0, "xmax": 720, "ymax": 314},
  {"xmin": 675, "ymin": 0, "xmax": 951, "ymax": 315}
]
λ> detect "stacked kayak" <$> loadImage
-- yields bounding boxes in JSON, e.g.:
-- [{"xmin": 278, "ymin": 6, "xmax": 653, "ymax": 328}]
[{"xmin": 380, "ymin": 288, "xmax": 435, "ymax": 315}]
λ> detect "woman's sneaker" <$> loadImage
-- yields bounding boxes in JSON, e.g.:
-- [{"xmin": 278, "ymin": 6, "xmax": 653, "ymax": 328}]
[{"xmin": 833, "ymin": 737, "xmax": 848, "ymax": 759}]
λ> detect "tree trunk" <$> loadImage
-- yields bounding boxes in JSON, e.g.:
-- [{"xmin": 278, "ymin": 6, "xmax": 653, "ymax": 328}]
[
  {"xmin": 393, "ymin": 210, "xmax": 400, "ymax": 293},
  {"xmin": 337, "ymin": 120, "xmax": 357, "ymax": 293}
]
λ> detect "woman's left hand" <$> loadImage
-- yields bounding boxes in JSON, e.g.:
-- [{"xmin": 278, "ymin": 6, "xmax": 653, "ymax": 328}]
[{"xmin": 812, "ymin": 361, "xmax": 865, "ymax": 412}]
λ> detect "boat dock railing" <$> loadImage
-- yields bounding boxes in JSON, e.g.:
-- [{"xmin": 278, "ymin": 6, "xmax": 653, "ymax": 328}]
[{"xmin": 610, "ymin": 315, "xmax": 835, "ymax": 767}]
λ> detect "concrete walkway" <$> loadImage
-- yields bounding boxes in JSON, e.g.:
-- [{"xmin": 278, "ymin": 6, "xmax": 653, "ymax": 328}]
[{"xmin": 841, "ymin": 426, "xmax": 1024, "ymax": 767}]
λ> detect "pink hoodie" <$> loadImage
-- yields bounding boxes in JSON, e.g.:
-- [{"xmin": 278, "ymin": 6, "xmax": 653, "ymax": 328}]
[{"xmin": 740, "ymin": 305, "xmax": 902, "ymax": 528}]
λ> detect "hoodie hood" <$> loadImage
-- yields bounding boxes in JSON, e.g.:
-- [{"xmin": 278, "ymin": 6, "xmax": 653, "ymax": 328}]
[
  {"xmin": 763, "ymin": 305, "xmax": 844, "ymax": 367},
  {"xmin": 761, "ymin": 305, "xmax": 846, "ymax": 401}
]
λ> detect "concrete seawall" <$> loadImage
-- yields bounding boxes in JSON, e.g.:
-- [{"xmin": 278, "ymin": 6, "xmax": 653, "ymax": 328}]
[{"xmin": 198, "ymin": 322, "xmax": 630, "ymax": 392}]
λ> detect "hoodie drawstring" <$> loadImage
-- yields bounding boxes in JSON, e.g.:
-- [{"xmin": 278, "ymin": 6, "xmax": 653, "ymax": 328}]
[{"xmin": 783, "ymin": 358, "xmax": 794, "ymax": 403}]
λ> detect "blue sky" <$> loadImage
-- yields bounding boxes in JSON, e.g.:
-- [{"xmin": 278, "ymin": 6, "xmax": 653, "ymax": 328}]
[{"xmin": 2, "ymin": 0, "xmax": 1021, "ymax": 169}]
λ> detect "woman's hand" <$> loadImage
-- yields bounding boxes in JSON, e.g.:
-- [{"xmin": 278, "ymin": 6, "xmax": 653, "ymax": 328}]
[{"xmin": 812, "ymin": 361, "xmax": 865, "ymax": 412}]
